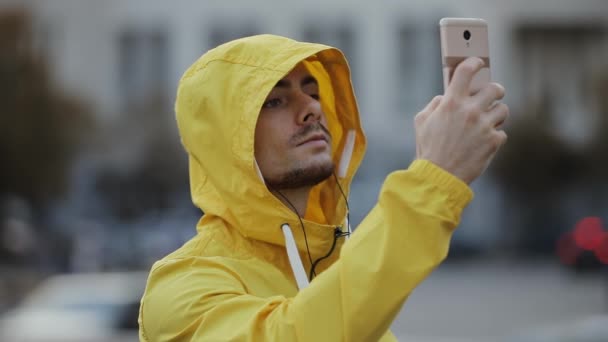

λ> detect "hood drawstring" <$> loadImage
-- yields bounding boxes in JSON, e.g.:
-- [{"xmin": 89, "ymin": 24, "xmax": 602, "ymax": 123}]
[
  {"xmin": 345, "ymin": 216, "xmax": 352, "ymax": 239},
  {"xmin": 280, "ymin": 129, "xmax": 356, "ymax": 290},
  {"xmin": 281, "ymin": 223, "xmax": 310, "ymax": 290},
  {"xmin": 337, "ymin": 130, "xmax": 356, "ymax": 179},
  {"xmin": 282, "ymin": 216, "xmax": 350, "ymax": 291},
  {"xmin": 338, "ymin": 129, "xmax": 355, "ymax": 240}
]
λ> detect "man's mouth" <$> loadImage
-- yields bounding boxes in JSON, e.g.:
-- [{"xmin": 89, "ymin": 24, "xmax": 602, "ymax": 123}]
[{"xmin": 297, "ymin": 133, "xmax": 328, "ymax": 146}]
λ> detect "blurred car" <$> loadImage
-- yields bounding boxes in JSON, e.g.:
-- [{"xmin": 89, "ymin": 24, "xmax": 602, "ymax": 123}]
[
  {"xmin": 556, "ymin": 216, "xmax": 608, "ymax": 272},
  {"xmin": 0, "ymin": 271, "xmax": 148, "ymax": 342}
]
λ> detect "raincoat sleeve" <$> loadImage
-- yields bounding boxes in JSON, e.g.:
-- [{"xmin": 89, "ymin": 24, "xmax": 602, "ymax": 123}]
[{"xmin": 139, "ymin": 159, "xmax": 473, "ymax": 342}]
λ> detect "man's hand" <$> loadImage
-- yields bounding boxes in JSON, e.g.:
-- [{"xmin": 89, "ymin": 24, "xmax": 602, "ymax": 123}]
[{"xmin": 414, "ymin": 57, "xmax": 509, "ymax": 185}]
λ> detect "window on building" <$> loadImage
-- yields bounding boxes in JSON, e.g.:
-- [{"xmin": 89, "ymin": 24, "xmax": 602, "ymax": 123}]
[
  {"xmin": 395, "ymin": 20, "xmax": 443, "ymax": 115},
  {"xmin": 118, "ymin": 29, "xmax": 169, "ymax": 110},
  {"xmin": 515, "ymin": 24, "xmax": 607, "ymax": 143},
  {"xmin": 299, "ymin": 22, "xmax": 359, "ymax": 92},
  {"xmin": 207, "ymin": 22, "xmax": 261, "ymax": 50}
]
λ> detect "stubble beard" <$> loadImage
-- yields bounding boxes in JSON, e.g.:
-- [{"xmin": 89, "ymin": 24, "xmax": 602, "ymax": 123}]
[
  {"xmin": 265, "ymin": 161, "xmax": 334, "ymax": 190},
  {"xmin": 264, "ymin": 122, "xmax": 334, "ymax": 189}
]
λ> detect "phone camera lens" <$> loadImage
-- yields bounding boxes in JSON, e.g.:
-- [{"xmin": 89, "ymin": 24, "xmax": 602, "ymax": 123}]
[{"xmin": 463, "ymin": 30, "xmax": 471, "ymax": 40}]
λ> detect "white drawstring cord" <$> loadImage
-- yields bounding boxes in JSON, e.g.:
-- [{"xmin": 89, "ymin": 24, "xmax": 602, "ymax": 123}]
[
  {"xmin": 337, "ymin": 130, "xmax": 356, "ymax": 179},
  {"xmin": 281, "ymin": 223, "xmax": 310, "ymax": 290},
  {"xmin": 279, "ymin": 129, "xmax": 356, "ymax": 288},
  {"xmin": 254, "ymin": 160, "xmax": 265, "ymax": 184},
  {"xmin": 344, "ymin": 216, "xmax": 351, "ymax": 240},
  {"xmin": 338, "ymin": 129, "xmax": 355, "ymax": 239}
]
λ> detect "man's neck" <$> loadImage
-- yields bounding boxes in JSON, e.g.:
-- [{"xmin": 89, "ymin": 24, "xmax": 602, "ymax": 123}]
[{"xmin": 271, "ymin": 187, "xmax": 311, "ymax": 217}]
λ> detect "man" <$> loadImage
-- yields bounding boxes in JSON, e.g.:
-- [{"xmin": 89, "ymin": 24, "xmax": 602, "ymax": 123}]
[{"xmin": 138, "ymin": 34, "xmax": 508, "ymax": 341}]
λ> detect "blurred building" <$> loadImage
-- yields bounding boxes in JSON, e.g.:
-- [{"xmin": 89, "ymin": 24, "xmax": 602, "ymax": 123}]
[{"xmin": 6, "ymin": 0, "xmax": 608, "ymax": 257}]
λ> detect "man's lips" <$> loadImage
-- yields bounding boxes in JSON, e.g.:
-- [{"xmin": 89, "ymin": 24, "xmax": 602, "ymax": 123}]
[{"xmin": 297, "ymin": 133, "xmax": 328, "ymax": 146}]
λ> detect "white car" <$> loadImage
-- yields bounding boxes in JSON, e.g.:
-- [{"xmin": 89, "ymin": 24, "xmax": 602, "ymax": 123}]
[{"xmin": 0, "ymin": 271, "xmax": 148, "ymax": 342}]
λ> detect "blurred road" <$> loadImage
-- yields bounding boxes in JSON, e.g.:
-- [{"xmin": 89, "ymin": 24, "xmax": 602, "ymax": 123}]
[
  {"xmin": 2, "ymin": 258, "xmax": 605, "ymax": 342},
  {"xmin": 391, "ymin": 258, "xmax": 607, "ymax": 341}
]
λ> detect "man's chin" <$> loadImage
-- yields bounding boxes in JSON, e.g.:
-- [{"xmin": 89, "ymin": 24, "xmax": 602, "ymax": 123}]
[{"xmin": 266, "ymin": 162, "xmax": 334, "ymax": 190}]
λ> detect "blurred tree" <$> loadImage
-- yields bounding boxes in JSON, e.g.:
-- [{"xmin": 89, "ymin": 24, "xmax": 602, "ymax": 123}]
[
  {"xmin": 585, "ymin": 69, "xmax": 608, "ymax": 183},
  {"xmin": 93, "ymin": 95, "xmax": 190, "ymax": 222},
  {"xmin": 490, "ymin": 95, "xmax": 587, "ymax": 254},
  {"xmin": 0, "ymin": 9, "xmax": 93, "ymax": 212},
  {"xmin": 491, "ymin": 69, "xmax": 608, "ymax": 255},
  {"xmin": 492, "ymin": 95, "xmax": 586, "ymax": 194}
]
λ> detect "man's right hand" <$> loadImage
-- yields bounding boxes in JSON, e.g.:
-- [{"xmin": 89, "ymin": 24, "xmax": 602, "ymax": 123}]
[{"xmin": 414, "ymin": 57, "xmax": 509, "ymax": 185}]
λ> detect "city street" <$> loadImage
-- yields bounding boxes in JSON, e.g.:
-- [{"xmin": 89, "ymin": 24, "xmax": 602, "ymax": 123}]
[{"xmin": 391, "ymin": 258, "xmax": 607, "ymax": 341}]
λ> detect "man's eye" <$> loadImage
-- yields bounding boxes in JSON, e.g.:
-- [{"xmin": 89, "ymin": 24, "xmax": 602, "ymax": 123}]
[
  {"xmin": 263, "ymin": 98, "xmax": 282, "ymax": 108},
  {"xmin": 310, "ymin": 94, "xmax": 320, "ymax": 101}
]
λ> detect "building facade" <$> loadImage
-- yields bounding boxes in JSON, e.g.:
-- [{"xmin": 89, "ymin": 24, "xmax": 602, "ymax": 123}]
[{"xmin": 9, "ymin": 0, "xmax": 608, "ymax": 252}]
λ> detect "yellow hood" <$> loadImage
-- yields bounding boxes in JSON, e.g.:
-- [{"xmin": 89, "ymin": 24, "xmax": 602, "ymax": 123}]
[{"xmin": 175, "ymin": 34, "xmax": 366, "ymax": 257}]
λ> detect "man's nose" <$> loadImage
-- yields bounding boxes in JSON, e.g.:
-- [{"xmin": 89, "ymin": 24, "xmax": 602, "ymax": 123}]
[{"xmin": 296, "ymin": 93, "xmax": 322, "ymax": 124}]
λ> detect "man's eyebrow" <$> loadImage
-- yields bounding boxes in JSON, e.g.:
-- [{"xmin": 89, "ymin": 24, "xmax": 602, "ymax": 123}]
[
  {"xmin": 273, "ymin": 75, "xmax": 318, "ymax": 89},
  {"xmin": 301, "ymin": 76, "xmax": 318, "ymax": 87},
  {"xmin": 274, "ymin": 79, "xmax": 290, "ymax": 88}
]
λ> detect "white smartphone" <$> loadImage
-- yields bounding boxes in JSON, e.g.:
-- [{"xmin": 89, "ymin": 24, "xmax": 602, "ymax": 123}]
[{"xmin": 439, "ymin": 18, "xmax": 491, "ymax": 94}]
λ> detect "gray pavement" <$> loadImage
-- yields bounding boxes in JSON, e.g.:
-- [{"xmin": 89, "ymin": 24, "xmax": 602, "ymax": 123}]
[{"xmin": 391, "ymin": 258, "xmax": 607, "ymax": 341}]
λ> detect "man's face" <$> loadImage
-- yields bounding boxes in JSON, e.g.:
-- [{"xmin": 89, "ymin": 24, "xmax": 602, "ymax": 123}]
[{"xmin": 254, "ymin": 63, "xmax": 334, "ymax": 190}]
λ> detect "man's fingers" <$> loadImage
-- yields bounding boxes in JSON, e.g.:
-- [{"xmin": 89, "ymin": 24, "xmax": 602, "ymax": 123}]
[
  {"xmin": 485, "ymin": 102, "xmax": 509, "ymax": 128},
  {"xmin": 415, "ymin": 95, "xmax": 442, "ymax": 125},
  {"xmin": 423, "ymin": 95, "xmax": 443, "ymax": 113},
  {"xmin": 493, "ymin": 129, "xmax": 508, "ymax": 149},
  {"xmin": 472, "ymin": 83, "xmax": 505, "ymax": 111},
  {"xmin": 446, "ymin": 57, "xmax": 485, "ymax": 98}
]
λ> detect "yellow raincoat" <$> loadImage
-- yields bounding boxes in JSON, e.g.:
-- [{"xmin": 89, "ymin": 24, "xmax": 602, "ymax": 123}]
[{"xmin": 138, "ymin": 35, "xmax": 473, "ymax": 341}]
